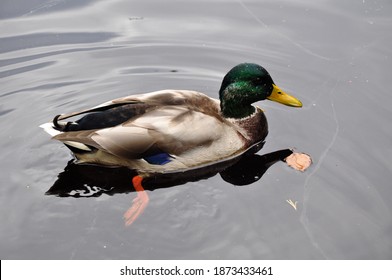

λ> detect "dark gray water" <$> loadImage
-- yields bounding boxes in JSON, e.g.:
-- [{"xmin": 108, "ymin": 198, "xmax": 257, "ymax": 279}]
[{"xmin": 1, "ymin": 0, "xmax": 391, "ymax": 259}]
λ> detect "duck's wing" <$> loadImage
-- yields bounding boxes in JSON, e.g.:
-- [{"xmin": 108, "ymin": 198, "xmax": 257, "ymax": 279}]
[
  {"xmin": 55, "ymin": 90, "xmax": 217, "ymax": 121},
  {"xmin": 52, "ymin": 90, "xmax": 232, "ymax": 160}
]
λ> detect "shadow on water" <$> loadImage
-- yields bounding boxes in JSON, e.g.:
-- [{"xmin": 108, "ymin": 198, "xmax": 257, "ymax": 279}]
[{"xmin": 46, "ymin": 142, "xmax": 293, "ymax": 225}]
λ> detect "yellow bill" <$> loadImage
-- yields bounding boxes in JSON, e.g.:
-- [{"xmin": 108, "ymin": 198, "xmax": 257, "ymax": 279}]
[{"xmin": 267, "ymin": 84, "xmax": 302, "ymax": 107}]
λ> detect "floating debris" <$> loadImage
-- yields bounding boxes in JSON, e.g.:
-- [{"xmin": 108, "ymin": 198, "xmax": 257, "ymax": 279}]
[
  {"xmin": 286, "ymin": 199, "xmax": 298, "ymax": 210},
  {"xmin": 128, "ymin": 16, "xmax": 144, "ymax": 21},
  {"xmin": 285, "ymin": 152, "xmax": 312, "ymax": 172}
]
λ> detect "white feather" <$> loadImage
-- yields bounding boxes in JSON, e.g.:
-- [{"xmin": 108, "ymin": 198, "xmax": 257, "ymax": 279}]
[
  {"xmin": 39, "ymin": 122, "xmax": 92, "ymax": 151},
  {"xmin": 39, "ymin": 122, "xmax": 61, "ymax": 137}
]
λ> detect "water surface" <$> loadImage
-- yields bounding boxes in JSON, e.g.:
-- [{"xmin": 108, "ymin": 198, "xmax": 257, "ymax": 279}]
[{"xmin": 1, "ymin": 0, "xmax": 391, "ymax": 259}]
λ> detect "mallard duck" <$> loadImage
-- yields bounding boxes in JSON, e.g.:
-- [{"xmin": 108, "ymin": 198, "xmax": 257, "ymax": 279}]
[
  {"xmin": 41, "ymin": 62, "xmax": 302, "ymax": 226},
  {"xmin": 41, "ymin": 63, "xmax": 302, "ymax": 174}
]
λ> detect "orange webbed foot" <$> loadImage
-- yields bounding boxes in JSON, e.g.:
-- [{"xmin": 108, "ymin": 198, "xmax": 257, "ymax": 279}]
[{"xmin": 123, "ymin": 175, "xmax": 149, "ymax": 226}]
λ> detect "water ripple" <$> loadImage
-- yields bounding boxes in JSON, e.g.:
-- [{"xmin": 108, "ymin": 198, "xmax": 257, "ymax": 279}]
[{"xmin": 0, "ymin": 32, "xmax": 118, "ymax": 54}]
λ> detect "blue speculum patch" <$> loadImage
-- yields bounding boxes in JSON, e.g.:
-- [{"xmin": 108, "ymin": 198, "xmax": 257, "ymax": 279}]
[{"xmin": 144, "ymin": 152, "xmax": 173, "ymax": 165}]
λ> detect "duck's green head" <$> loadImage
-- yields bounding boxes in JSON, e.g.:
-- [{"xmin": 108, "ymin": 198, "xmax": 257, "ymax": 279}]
[{"xmin": 219, "ymin": 63, "xmax": 302, "ymax": 119}]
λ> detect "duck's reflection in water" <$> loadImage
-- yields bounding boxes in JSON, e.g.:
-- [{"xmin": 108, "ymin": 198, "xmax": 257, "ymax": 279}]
[{"xmin": 46, "ymin": 143, "xmax": 293, "ymax": 226}]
